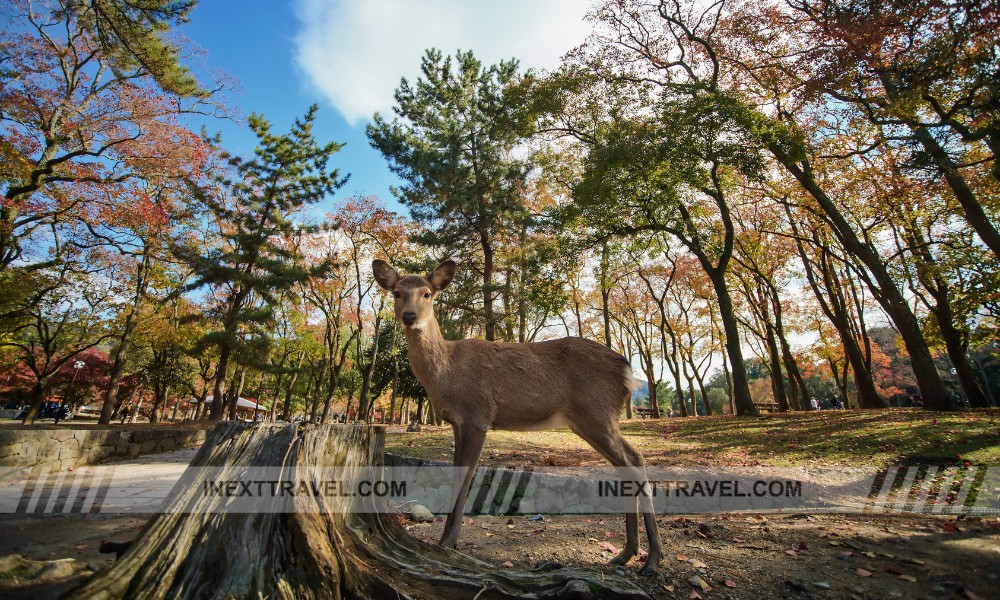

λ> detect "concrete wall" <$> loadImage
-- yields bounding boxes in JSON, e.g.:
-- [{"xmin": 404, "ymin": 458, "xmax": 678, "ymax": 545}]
[{"xmin": 0, "ymin": 427, "xmax": 207, "ymax": 471}]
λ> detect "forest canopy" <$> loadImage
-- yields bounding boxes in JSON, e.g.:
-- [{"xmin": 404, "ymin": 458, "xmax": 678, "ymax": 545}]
[{"xmin": 2, "ymin": 0, "xmax": 998, "ymax": 426}]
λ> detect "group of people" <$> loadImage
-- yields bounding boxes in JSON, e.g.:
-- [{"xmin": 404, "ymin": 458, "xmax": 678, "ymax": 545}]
[{"xmin": 809, "ymin": 396, "xmax": 847, "ymax": 410}]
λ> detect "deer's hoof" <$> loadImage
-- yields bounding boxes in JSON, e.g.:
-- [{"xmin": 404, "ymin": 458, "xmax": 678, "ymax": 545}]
[
  {"xmin": 638, "ymin": 564, "xmax": 659, "ymax": 577},
  {"xmin": 609, "ymin": 548, "xmax": 637, "ymax": 566}
]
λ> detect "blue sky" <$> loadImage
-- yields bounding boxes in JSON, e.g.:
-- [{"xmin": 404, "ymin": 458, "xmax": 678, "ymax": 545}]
[{"xmin": 177, "ymin": 0, "xmax": 594, "ymax": 219}]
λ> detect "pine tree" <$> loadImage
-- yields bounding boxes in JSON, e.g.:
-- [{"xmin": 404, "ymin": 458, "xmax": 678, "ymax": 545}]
[
  {"xmin": 367, "ymin": 49, "xmax": 531, "ymax": 341},
  {"xmin": 178, "ymin": 106, "xmax": 347, "ymax": 421}
]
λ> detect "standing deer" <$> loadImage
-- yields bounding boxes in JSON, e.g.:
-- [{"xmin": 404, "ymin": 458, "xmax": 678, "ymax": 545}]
[{"xmin": 373, "ymin": 259, "xmax": 663, "ymax": 574}]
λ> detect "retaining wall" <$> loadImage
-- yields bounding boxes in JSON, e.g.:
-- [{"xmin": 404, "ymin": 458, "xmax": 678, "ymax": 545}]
[{"xmin": 0, "ymin": 427, "xmax": 207, "ymax": 471}]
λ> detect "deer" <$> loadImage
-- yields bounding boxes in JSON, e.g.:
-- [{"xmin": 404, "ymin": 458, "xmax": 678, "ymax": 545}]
[{"xmin": 373, "ymin": 259, "xmax": 663, "ymax": 575}]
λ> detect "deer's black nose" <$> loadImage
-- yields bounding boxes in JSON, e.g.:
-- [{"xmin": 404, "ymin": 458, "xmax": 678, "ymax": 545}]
[{"xmin": 402, "ymin": 312, "xmax": 417, "ymax": 326}]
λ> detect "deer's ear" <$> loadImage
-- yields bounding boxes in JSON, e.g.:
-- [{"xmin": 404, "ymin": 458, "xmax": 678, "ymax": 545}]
[
  {"xmin": 372, "ymin": 260, "xmax": 399, "ymax": 291},
  {"xmin": 430, "ymin": 260, "xmax": 456, "ymax": 292}
]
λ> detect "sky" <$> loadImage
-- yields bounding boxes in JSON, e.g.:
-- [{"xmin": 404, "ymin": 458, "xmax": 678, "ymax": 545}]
[{"xmin": 178, "ymin": 0, "xmax": 594, "ymax": 218}]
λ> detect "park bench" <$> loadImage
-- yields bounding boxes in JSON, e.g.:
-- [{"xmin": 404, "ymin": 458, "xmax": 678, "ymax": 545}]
[
  {"xmin": 634, "ymin": 407, "xmax": 656, "ymax": 418},
  {"xmin": 755, "ymin": 402, "xmax": 780, "ymax": 413}
]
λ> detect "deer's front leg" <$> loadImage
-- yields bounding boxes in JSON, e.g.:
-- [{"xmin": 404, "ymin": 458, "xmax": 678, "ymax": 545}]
[{"xmin": 440, "ymin": 425, "xmax": 487, "ymax": 549}]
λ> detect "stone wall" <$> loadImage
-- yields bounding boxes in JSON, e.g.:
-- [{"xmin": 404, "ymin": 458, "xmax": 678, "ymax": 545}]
[{"xmin": 0, "ymin": 427, "xmax": 207, "ymax": 471}]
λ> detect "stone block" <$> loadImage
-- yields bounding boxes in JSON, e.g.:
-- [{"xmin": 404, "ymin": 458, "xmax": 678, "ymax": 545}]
[
  {"xmin": 127, "ymin": 442, "xmax": 141, "ymax": 458},
  {"xmin": 159, "ymin": 437, "xmax": 177, "ymax": 452},
  {"xmin": 19, "ymin": 439, "xmax": 40, "ymax": 462},
  {"xmin": 58, "ymin": 438, "xmax": 81, "ymax": 460},
  {"xmin": 0, "ymin": 442, "xmax": 23, "ymax": 461}
]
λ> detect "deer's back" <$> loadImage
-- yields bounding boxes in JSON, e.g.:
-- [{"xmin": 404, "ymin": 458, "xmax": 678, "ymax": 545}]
[{"xmin": 436, "ymin": 336, "xmax": 632, "ymax": 430}]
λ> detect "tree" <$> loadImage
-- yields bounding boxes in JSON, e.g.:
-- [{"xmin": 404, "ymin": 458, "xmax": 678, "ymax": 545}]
[
  {"xmin": 0, "ymin": 0, "xmax": 214, "ymax": 273},
  {"xmin": 367, "ymin": 49, "xmax": 533, "ymax": 341},
  {"xmin": 0, "ymin": 258, "xmax": 114, "ymax": 423},
  {"xmin": 569, "ymin": 98, "xmax": 761, "ymax": 415},
  {"xmin": 177, "ymin": 106, "xmax": 347, "ymax": 421},
  {"xmin": 781, "ymin": 0, "xmax": 1000, "ymax": 257}
]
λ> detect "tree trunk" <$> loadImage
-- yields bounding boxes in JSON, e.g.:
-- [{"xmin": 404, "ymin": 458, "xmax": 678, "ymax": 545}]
[
  {"xmin": 210, "ymin": 346, "xmax": 231, "ymax": 422},
  {"xmin": 226, "ymin": 368, "xmax": 246, "ymax": 421},
  {"xmin": 764, "ymin": 324, "xmax": 789, "ymax": 412},
  {"xmin": 21, "ymin": 380, "xmax": 46, "ymax": 425},
  {"xmin": 66, "ymin": 422, "xmax": 650, "ymax": 600},
  {"xmin": 710, "ymin": 272, "xmax": 756, "ymax": 415},
  {"xmin": 481, "ymin": 229, "xmax": 496, "ymax": 342},
  {"xmin": 789, "ymin": 219, "xmax": 886, "ymax": 409},
  {"xmin": 772, "ymin": 147, "xmax": 951, "ymax": 409},
  {"xmin": 934, "ymin": 305, "xmax": 990, "ymax": 408}
]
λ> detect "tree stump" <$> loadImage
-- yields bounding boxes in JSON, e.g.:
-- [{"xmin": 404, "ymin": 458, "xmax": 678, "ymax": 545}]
[{"xmin": 67, "ymin": 422, "xmax": 651, "ymax": 599}]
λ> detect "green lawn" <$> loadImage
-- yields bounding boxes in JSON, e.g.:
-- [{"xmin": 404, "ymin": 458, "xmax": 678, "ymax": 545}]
[{"xmin": 384, "ymin": 409, "xmax": 1000, "ymax": 467}]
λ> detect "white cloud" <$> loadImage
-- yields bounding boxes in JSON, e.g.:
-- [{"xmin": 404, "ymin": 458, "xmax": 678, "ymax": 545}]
[{"xmin": 292, "ymin": 0, "xmax": 594, "ymax": 125}]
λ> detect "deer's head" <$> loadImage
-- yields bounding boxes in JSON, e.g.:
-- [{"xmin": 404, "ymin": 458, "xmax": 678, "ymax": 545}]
[{"xmin": 372, "ymin": 259, "xmax": 456, "ymax": 330}]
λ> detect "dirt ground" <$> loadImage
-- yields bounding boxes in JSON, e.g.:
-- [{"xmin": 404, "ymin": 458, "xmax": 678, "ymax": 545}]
[
  {"xmin": 1, "ymin": 415, "xmax": 997, "ymax": 599},
  {"xmin": 410, "ymin": 512, "xmax": 999, "ymax": 599},
  {"xmin": 1, "ymin": 510, "xmax": 996, "ymax": 599}
]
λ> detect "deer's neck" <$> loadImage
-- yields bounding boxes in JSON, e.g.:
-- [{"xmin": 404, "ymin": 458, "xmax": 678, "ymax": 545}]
[{"xmin": 404, "ymin": 318, "xmax": 449, "ymax": 386}]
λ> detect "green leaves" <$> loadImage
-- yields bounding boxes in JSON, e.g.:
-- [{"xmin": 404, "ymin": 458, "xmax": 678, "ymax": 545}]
[{"xmin": 179, "ymin": 106, "xmax": 346, "ymax": 362}]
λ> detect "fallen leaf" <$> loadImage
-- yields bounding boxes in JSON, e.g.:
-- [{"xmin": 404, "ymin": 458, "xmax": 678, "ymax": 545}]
[
  {"xmin": 898, "ymin": 575, "xmax": 917, "ymax": 582},
  {"xmin": 962, "ymin": 590, "xmax": 986, "ymax": 600},
  {"xmin": 688, "ymin": 557, "xmax": 708, "ymax": 569},
  {"xmin": 676, "ymin": 553, "xmax": 689, "ymax": 561},
  {"xmin": 501, "ymin": 561, "xmax": 514, "ymax": 569},
  {"xmin": 689, "ymin": 591, "xmax": 702, "ymax": 600},
  {"xmin": 784, "ymin": 549, "xmax": 798, "ymax": 557},
  {"xmin": 688, "ymin": 574, "xmax": 712, "ymax": 591},
  {"xmin": 942, "ymin": 522, "xmax": 961, "ymax": 533},
  {"xmin": 662, "ymin": 583, "xmax": 675, "ymax": 592},
  {"xmin": 863, "ymin": 551, "xmax": 877, "ymax": 558},
  {"xmin": 838, "ymin": 551, "xmax": 854, "ymax": 559},
  {"xmin": 724, "ymin": 580, "xmax": 737, "ymax": 588},
  {"xmin": 856, "ymin": 568, "xmax": 873, "ymax": 577},
  {"xmin": 598, "ymin": 541, "xmax": 619, "ymax": 554}
]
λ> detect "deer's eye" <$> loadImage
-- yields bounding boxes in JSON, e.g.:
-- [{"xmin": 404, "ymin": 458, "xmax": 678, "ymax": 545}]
[
  {"xmin": 393, "ymin": 291, "xmax": 401, "ymax": 299},
  {"xmin": 423, "ymin": 292, "xmax": 431, "ymax": 299}
]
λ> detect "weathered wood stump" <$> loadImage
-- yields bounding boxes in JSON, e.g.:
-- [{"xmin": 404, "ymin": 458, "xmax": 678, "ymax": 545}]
[{"xmin": 67, "ymin": 422, "xmax": 651, "ymax": 599}]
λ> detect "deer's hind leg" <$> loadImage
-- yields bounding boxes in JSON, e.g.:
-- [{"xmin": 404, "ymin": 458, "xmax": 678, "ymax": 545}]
[{"xmin": 569, "ymin": 422, "xmax": 663, "ymax": 575}]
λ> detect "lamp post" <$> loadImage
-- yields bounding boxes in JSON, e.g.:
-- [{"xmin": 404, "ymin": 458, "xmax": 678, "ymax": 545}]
[{"xmin": 71, "ymin": 360, "xmax": 86, "ymax": 384}]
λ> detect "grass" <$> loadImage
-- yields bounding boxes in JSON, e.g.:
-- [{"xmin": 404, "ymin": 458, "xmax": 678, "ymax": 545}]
[{"xmin": 384, "ymin": 408, "xmax": 1000, "ymax": 468}]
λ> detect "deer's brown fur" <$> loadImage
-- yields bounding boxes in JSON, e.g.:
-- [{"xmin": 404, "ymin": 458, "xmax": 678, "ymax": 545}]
[{"xmin": 373, "ymin": 259, "xmax": 663, "ymax": 574}]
